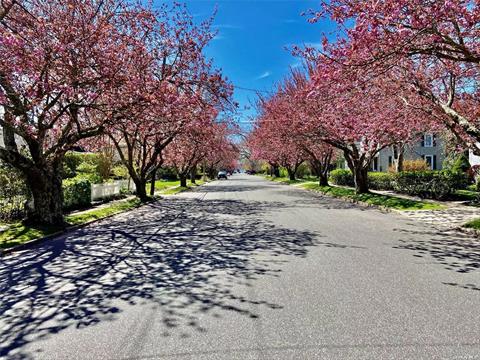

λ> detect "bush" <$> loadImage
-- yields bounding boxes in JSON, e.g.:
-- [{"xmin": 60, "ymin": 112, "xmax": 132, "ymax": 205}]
[
  {"xmin": 112, "ymin": 165, "xmax": 129, "ymax": 179},
  {"xmin": 279, "ymin": 167, "xmax": 288, "ymax": 178},
  {"xmin": 329, "ymin": 169, "xmax": 354, "ymax": 186},
  {"xmin": 158, "ymin": 167, "xmax": 177, "ymax": 180},
  {"xmin": 63, "ymin": 152, "xmax": 84, "ymax": 178},
  {"xmin": 0, "ymin": 163, "xmax": 28, "ymax": 221},
  {"xmin": 368, "ymin": 172, "xmax": 395, "ymax": 190},
  {"xmin": 403, "ymin": 159, "xmax": 429, "ymax": 171},
  {"xmin": 97, "ymin": 147, "xmax": 115, "ymax": 181},
  {"xmin": 296, "ymin": 163, "xmax": 311, "ymax": 178},
  {"xmin": 451, "ymin": 153, "xmax": 471, "ymax": 173},
  {"xmin": 63, "ymin": 178, "xmax": 91, "ymax": 210},
  {"xmin": 393, "ymin": 170, "xmax": 468, "ymax": 200}
]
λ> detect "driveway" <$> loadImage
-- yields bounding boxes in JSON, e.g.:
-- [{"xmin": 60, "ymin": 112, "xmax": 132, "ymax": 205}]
[{"xmin": 1, "ymin": 174, "xmax": 479, "ymax": 359}]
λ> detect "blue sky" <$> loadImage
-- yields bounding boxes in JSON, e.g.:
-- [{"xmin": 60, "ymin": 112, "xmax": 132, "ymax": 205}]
[{"xmin": 158, "ymin": 0, "xmax": 336, "ymax": 130}]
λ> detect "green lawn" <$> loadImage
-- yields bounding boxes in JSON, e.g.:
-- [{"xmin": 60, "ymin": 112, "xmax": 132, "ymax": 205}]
[
  {"xmin": 464, "ymin": 218, "xmax": 480, "ymax": 230},
  {"xmin": 453, "ymin": 189, "xmax": 479, "ymax": 202},
  {"xmin": 148, "ymin": 179, "xmax": 206, "ymax": 195},
  {"xmin": 65, "ymin": 198, "xmax": 142, "ymax": 225},
  {"xmin": 300, "ymin": 184, "xmax": 445, "ymax": 211},
  {"xmin": 264, "ymin": 175, "xmax": 316, "ymax": 185},
  {"xmin": 1, "ymin": 179, "xmax": 209, "ymax": 251},
  {"xmin": 0, "ymin": 198, "xmax": 142, "ymax": 250},
  {"xmin": 0, "ymin": 223, "xmax": 61, "ymax": 250}
]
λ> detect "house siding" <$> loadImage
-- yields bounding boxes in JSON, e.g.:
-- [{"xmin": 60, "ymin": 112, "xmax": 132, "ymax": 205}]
[{"xmin": 373, "ymin": 134, "xmax": 446, "ymax": 172}]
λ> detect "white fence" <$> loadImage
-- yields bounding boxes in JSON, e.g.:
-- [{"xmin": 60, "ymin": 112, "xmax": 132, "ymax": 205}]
[
  {"xmin": 470, "ymin": 147, "xmax": 480, "ymax": 167},
  {"xmin": 91, "ymin": 179, "xmax": 134, "ymax": 202}
]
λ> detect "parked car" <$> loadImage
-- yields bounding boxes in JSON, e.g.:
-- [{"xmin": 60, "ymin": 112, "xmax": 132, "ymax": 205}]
[{"xmin": 217, "ymin": 171, "xmax": 228, "ymax": 180}]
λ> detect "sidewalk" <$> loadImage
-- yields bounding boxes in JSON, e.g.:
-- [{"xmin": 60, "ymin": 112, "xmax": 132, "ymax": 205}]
[{"xmin": 374, "ymin": 189, "xmax": 480, "ymax": 231}]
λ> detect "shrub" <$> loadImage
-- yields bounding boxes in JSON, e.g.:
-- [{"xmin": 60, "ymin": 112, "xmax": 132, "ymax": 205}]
[
  {"xmin": 112, "ymin": 165, "xmax": 129, "ymax": 179},
  {"xmin": 76, "ymin": 162, "xmax": 97, "ymax": 174},
  {"xmin": 451, "ymin": 153, "xmax": 471, "ymax": 173},
  {"xmin": 0, "ymin": 163, "xmax": 28, "ymax": 221},
  {"xmin": 368, "ymin": 172, "xmax": 395, "ymax": 190},
  {"xmin": 63, "ymin": 178, "xmax": 91, "ymax": 210},
  {"xmin": 97, "ymin": 147, "xmax": 115, "ymax": 181},
  {"xmin": 296, "ymin": 163, "xmax": 311, "ymax": 178},
  {"xmin": 403, "ymin": 159, "xmax": 429, "ymax": 171},
  {"xmin": 158, "ymin": 167, "xmax": 178, "ymax": 180},
  {"xmin": 279, "ymin": 167, "xmax": 288, "ymax": 178},
  {"xmin": 329, "ymin": 169, "xmax": 354, "ymax": 186},
  {"xmin": 63, "ymin": 152, "xmax": 84, "ymax": 177},
  {"xmin": 393, "ymin": 170, "xmax": 467, "ymax": 200},
  {"xmin": 260, "ymin": 163, "xmax": 271, "ymax": 175}
]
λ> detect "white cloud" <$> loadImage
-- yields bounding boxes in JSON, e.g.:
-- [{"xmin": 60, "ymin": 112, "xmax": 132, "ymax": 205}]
[{"xmin": 256, "ymin": 71, "xmax": 271, "ymax": 80}]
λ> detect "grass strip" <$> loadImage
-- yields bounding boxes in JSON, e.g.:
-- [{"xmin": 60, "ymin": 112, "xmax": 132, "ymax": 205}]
[
  {"xmin": 1, "ymin": 198, "xmax": 142, "ymax": 250},
  {"xmin": 264, "ymin": 175, "xmax": 316, "ymax": 185},
  {"xmin": 300, "ymin": 183, "xmax": 445, "ymax": 211},
  {"xmin": 464, "ymin": 218, "xmax": 480, "ymax": 230},
  {"xmin": 1, "ymin": 180, "xmax": 209, "ymax": 250}
]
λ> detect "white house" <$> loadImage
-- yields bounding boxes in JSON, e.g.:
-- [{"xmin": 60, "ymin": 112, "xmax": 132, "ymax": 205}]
[{"xmin": 371, "ymin": 133, "xmax": 446, "ymax": 172}]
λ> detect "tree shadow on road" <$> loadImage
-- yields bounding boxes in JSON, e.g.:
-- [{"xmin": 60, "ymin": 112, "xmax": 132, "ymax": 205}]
[
  {"xmin": 392, "ymin": 227, "xmax": 480, "ymax": 292},
  {"xmin": 0, "ymin": 198, "xmax": 322, "ymax": 359}
]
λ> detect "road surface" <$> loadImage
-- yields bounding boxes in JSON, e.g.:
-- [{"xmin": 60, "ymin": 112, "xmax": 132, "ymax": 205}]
[{"xmin": 1, "ymin": 175, "xmax": 479, "ymax": 359}]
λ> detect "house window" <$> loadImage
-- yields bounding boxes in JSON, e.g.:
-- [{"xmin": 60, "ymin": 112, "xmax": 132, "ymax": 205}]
[
  {"xmin": 425, "ymin": 155, "xmax": 434, "ymax": 170},
  {"xmin": 424, "ymin": 133, "xmax": 433, "ymax": 147}
]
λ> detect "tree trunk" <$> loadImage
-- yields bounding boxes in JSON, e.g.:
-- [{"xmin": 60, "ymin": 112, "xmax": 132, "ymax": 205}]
[
  {"xmin": 273, "ymin": 165, "xmax": 280, "ymax": 177},
  {"xmin": 353, "ymin": 166, "xmax": 369, "ymax": 194},
  {"xmin": 287, "ymin": 168, "xmax": 296, "ymax": 181},
  {"xmin": 395, "ymin": 150, "xmax": 404, "ymax": 173},
  {"xmin": 132, "ymin": 176, "xmax": 149, "ymax": 202},
  {"xmin": 190, "ymin": 166, "xmax": 196, "ymax": 184},
  {"xmin": 319, "ymin": 172, "xmax": 329, "ymax": 186},
  {"xmin": 180, "ymin": 175, "xmax": 187, "ymax": 188},
  {"xmin": 149, "ymin": 167, "xmax": 157, "ymax": 196},
  {"xmin": 24, "ymin": 164, "xmax": 65, "ymax": 225}
]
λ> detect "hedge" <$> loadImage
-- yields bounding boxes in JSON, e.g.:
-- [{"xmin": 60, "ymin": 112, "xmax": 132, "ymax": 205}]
[
  {"xmin": 368, "ymin": 172, "xmax": 395, "ymax": 190},
  {"xmin": 393, "ymin": 171, "xmax": 468, "ymax": 200},
  {"xmin": 329, "ymin": 169, "xmax": 354, "ymax": 186},
  {"xmin": 63, "ymin": 178, "xmax": 91, "ymax": 210},
  {"xmin": 329, "ymin": 168, "xmax": 468, "ymax": 199}
]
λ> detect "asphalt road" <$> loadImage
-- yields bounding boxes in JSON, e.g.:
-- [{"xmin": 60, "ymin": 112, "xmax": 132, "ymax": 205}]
[{"xmin": 1, "ymin": 174, "xmax": 479, "ymax": 359}]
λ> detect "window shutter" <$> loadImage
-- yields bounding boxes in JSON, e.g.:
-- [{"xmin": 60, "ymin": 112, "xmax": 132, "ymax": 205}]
[
  {"xmin": 421, "ymin": 135, "xmax": 425, "ymax": 147},
  {"xmin": 433, "ymin": 155, "xmax": 437, "ymax": 170},
  {"xmin": 433, "ymin": 134, "xmax": 437, "ymax": 147}
]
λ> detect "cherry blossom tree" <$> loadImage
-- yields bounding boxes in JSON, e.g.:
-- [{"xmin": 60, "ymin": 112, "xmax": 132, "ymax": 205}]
[
  {"xmin": 312, "ymin": 0, "xmax": 480, "ymax": 155},
  {"xmin": 101, "ymin": 4, "xmax": 233, "ymax": 201},
  {"xmin": 0, "ymin": 0, "xmax": 149, "ymax": 224},
  {"xmin": 303, "ymin": 55, "xmax": 434, "ymax": 193},
  {"xmin": 164, "ymin": 118, "xmax": 238, "ymax": 187}
]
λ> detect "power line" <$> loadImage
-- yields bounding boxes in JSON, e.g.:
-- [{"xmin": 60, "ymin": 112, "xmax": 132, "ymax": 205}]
[{"xmin": 233, "ymin": 85, "xmax": 273, "ymax": 94}]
